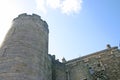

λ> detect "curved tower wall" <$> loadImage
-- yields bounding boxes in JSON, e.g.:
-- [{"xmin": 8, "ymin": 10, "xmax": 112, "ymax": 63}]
[{"xmin": 0, "ymin": 13, "xmax": 51, "ymax": 80}]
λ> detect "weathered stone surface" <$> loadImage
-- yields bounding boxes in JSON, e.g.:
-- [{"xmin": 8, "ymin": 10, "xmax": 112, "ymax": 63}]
[
  {"xmin": 50, "ymin": 56, "xmax": 66, "ymax": 80},
  {"xmin": 0, "ymin": 13, "xmax": 51, "ymax": 80},
  {"xmin": 66, "ymin": 46, "xmax": 120, "ymax": 80}
]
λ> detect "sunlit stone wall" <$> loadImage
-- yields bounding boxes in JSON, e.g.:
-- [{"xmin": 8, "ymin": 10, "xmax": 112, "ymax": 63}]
[{"xmin": 0, "ymin": 13, "xmax": 51, "ymax": 80}]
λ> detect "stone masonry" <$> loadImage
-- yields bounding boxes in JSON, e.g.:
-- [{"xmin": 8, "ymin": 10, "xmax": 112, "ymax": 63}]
[
  {"xmin": 0, "ymin": 13, "xmax": 51, "ymax": 80},
  {"xmin": 65, "ymin": 45, "xmax": 120, "ymax": 80},
  {"xmin": 0, "ymin": 13, "xmax": 120, "ymax": 80}
]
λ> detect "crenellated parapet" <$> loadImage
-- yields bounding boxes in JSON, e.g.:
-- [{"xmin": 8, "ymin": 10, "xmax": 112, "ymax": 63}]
[{"xmin": 13, "ymin": 13, "xmax": 49, "ymax": 33}]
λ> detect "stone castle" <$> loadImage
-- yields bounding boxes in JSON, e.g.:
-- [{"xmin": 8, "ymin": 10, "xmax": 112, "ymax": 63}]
[{"xmin": 0, "ymin": 13, "xmax": 119, "ymax": 80}]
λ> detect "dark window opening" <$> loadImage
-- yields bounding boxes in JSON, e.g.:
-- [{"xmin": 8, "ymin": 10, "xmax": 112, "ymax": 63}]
[
  {"xmin": 97, "ymin": 64, "xmax": 101, "ymax": 67},
  {"xmin": 89, "ymin": 67, "xmax": 92, "ymax": 69}
]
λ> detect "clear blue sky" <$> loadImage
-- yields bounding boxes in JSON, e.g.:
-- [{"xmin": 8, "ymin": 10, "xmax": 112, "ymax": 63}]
[{"xmin": 0, "ymin": 0, "xmax": 120, "ymax": 61}]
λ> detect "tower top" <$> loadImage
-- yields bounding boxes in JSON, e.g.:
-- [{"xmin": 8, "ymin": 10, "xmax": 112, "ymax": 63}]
[
  {"xmin": 13, "ymin": 13, "xmax": 41, "ymax": 20},
  {"xmin": 13, "ymin": 13, "xmax": 49, "ymax": 33}
]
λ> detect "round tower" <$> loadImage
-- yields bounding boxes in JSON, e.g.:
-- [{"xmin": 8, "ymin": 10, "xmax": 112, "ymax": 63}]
[{"xmin": 0, "ymin": 13, "xmax": 51, "ymax": 80}]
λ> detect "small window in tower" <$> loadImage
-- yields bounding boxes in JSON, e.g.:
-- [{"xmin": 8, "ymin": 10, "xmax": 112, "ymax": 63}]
[
  {"xmin": 89, "ymin": 67, "xmax": 92, "ymax": 69},
  {"xmin": 97, "ymin": 63, "xmax": 101, "ymax": 67}
]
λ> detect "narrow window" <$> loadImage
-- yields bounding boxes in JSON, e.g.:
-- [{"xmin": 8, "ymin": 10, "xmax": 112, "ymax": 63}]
[{"xmin": 97, "ymin": 63, "xmax": 100, "ymax": 67}]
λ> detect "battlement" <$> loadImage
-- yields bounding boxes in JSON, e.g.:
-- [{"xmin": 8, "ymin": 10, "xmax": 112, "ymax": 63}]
[
  {"xmin": 18, "ymin": 13, "xmax": 41, "ymax": 19},
  {"xmin": 13, "ymin": 13, "xmax": 49, "ymax": 33}
]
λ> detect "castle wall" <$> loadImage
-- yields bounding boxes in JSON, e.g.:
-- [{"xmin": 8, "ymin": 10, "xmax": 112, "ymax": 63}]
[
  {"xmin": 53, "ymin": 62, "xmax": 66, "ymax": 80},
  {"xmin": 50, "ymin": 55, "xmax": 66, "ymax": 80},
  {"xmin": 66, "ymin": 46, "xmax": 120, "ymax": 80},
  {"xmin": 0, "ymin": 13, "xmax": 51, "ymax": 80},
  {"xmin": 98, "ymin": 47, "xmax": 120, "ymax": 80},
  {"xmin": 66, "ymin": 58, "xmax": 92, "ymax": 80}
]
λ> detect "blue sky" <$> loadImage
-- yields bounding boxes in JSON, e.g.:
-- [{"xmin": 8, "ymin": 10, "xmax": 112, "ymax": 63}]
[{"xmin": 0, "ymin": 0, "xmax": 120, "ymax": 61}]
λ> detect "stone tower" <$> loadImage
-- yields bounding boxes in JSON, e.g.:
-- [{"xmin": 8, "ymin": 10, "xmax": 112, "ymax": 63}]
[{"xmin": 0, "ymin": 13, "xmax": 51, "ymax": 80}]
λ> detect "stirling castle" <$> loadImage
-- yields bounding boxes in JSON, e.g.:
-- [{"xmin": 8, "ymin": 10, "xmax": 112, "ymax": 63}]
[{"xmin": 0, "ymin": 13, "xmax": 120, "ymax": 80}]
